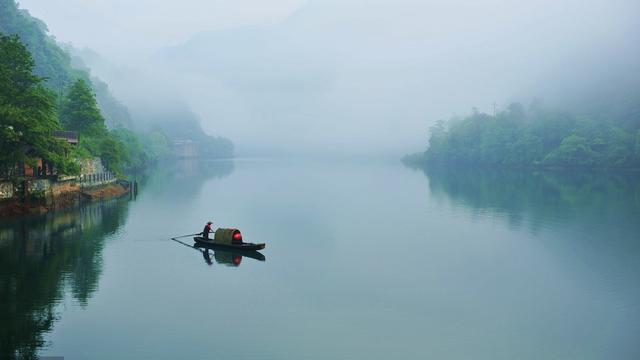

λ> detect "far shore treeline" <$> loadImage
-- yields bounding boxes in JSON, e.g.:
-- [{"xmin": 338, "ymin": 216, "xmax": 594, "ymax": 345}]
[
  {"xmin": 405, "ymin": 101, "xmax": 640, "ymax": 169},
  {"xmin": 0, "ymin": 0, "xmax": 232, "ymax": 179}
]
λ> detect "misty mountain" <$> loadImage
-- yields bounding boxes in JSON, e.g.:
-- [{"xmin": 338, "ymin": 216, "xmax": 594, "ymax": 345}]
[
  {"xmin": 2, "ymin": 0, "xmax": 233, "ymax": 160},
  {"xmin": 72, "ymin": 47, "xmax": 234, "ymax": 158},
  {"xmin": 152, "ymin": 0, "xmax": 640, "ymax": 155},
  {"xmin": 0, "ymin": 0, "xmax": 133, "ymax": 129}
]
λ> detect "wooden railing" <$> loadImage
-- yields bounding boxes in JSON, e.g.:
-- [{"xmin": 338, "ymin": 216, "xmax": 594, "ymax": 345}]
[{"xmin": 79, "ymin": 172, "xmax": 117, "ymax": 186}]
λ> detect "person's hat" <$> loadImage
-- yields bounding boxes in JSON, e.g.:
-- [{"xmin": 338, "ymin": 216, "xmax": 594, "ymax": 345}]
[{"xmin": 207, "ymin": 221, "xmax": 213, "ymax": 224}]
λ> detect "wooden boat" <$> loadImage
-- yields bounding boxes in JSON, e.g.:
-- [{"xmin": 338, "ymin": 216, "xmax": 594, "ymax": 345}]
[{"xmin": 193, "ymin": 236, "xmax": 266, "ymax": 251}]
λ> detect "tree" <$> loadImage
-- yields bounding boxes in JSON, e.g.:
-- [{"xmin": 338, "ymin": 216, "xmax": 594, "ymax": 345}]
[
  {"xmin": 413, "ymin": 102, "xmax": 639, "ymax": 169},
  {"xmin": 143, "ymin": 128, "xmax": 172, "ymax": 159},
  {"xmin": 99, "ymin": 136, "xmax": 124, "ymax": 176},
  {"xmin": 59, "ymin": 79, "xmax": 107, "ymax": 136},
  {"xmin": 0, "ymin": 34, "xmax": 77, "ymax": 177},
  {"xmin": 111, "ymin": 128, "xmax": 149, "ymax": 170},
  {"xmin": 1, "ymin": 0, "xmax": 134, "ymax": 129},
  {"xmin": 542, "ymin": 135, "xmax": 595, "ymax": 167}
]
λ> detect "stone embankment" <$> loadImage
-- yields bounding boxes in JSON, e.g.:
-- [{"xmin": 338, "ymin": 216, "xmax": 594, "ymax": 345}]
[{"xmin": 0, "ymin": 157, "xmax": 130, "ymax": 217}]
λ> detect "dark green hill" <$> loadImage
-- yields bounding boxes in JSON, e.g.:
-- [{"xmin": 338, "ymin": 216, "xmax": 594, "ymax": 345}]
[
  {"xmin": 405, "ymin": 102, "xmax": 640, "ymax": 169},
  {"xmin": 0, "ymin": 0, "xmax": 132, "ymax": 129}
]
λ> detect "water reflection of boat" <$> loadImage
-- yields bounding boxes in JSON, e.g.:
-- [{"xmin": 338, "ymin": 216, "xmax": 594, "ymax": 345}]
[
  {"xmin": 194, "ymin": 243, "xmax": 266, "ymax": 262},
  {"xmin": 171, "ymin": 237, "xmax": 266, "ymax": 267}
]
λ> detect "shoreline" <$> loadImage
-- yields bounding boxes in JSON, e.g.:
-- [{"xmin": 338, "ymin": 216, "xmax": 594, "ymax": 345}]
[
  {"xmin": 402, "ymin": 157, "xmax": 640, "ymax": 172},
  {"xmin": 0, "ymin": 182, "xmax": 130, "ymax": 218}
]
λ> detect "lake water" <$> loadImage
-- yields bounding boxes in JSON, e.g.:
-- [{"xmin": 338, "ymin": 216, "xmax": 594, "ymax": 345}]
[{"xmin": 1, "ymin": 159, "xmax": 639, "ymax": 359}]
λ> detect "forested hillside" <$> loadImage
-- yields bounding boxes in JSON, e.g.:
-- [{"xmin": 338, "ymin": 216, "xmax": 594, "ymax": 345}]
[
  {"xmin": 0, "ymin": 0, "xmax": 131, "ymax": 129},
  {"xmin": 405, "ymin": 101, "xmax": 640, "ymax": 169},
  {"xmin": 0, "ymin": 34, "xmax": 78, "ymax": 177},
  {"xmin": 70, "ymin": 46, "xmax": 234, "ymax": 159},
  {"xmin": 1, "ymin": 0, "xmax": 233, "ymax": 178},
  {"xmin": 0, "ymin": 0, "xmax": 164, "ymax": 175}
]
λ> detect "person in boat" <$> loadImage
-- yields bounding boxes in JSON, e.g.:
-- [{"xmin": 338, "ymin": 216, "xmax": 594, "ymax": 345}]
[{"xmin": 202, "ymin": 221, "xmax": 214, "ymax": 240}]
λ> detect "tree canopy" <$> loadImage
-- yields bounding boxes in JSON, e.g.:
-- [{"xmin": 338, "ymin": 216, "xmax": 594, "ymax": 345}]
[
  {"xmin": 0, "ymin": 34, "xmax": 78, "ymax": 176},
  {"xmin": 0, "ymin": 0, "xmax": 133, "ymax": 128},
  {"xmin": 406, "ymin": 101, "xmax": 640, "ymax": 169},
  {"xmin": 1, "ymin": 0, "xmax": 232, "ymax": 178},
  {"xmin": 60, "ymin": 79, "xmax": 107, "ymax": 137}
]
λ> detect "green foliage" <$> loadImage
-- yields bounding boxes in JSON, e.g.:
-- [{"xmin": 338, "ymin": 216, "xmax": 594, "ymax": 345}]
[
  {"xmin": 148, "ymin": 115, "xmax": 234, "ymax": 158},
  {"xmin": 201, "ymin": 135, "xmax": 234, "ymax": 159},
  {"xmin": 74, "ymin": 127, "xmax": 166, "ymax": 176},
  {"xmin": 28, "ymin": 189, "xmax": 46, "ymax": 201},
  {"xmin": 92, "ymin": 79, "xmax": 134, "ymax": 129},
  {"xmin": 65, "ymin": 47, "xmax": 134, "ymax": 129},
  {"xmin": 2, "ymin": 0, "xmax": 232, "ymax": 177},
  {"xmin": 0, "ymin": 0, "xmax": 132, "ymax": 129},
  {"xmin": 142, "ymin": 128, "xmax": 172, "ymax": 159},
  {"xmin": 111, "ymin": 128, "xmax": 151, "ymax": 172},
  {"xmin": 414, "ymin": 102, "xmax": 640, "ymax": 169},
  {"xmin": 542, "ymin": 135, "xmax": 594, "ymax": 166},
  {"xmin": 0, "ymin": 34, "xmax": 78, "ymax": 177},
  {"xmin": 57, "ymin": 78, "xmax": 130, "ymax": 175},
  {"xmin": 0, "ymin": 0, "xmax": 153, "ymax": 176},
  {"xmin": 60, "ymin": 79, "xmax": 107, "ymax": 137},
  {"xmin": 0, "ymin": 198, "xmax": 129, "ymax": 359},
  {"xmin": 420, "ymin": 166, "xmax": 640, "ymax": 237},
  {"xmin": 0, "ymin": 0, "xmax": 81, "ymax": 91},
  {"xmin": 99, "ymin": 136, "xmax": 124, "ymax": 176},
  {"xmin": 57, "ymin": 74, "xmax": 167, "ymax": 175}
]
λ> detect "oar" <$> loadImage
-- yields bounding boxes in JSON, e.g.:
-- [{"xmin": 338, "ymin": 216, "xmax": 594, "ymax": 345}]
[
  {"xmin": 170, "ymin": 237, "xmax": 205, "ymax": 253},
  {"xmin": 171, "ymin": 232, "xmax": 202, "ymax": 239}
]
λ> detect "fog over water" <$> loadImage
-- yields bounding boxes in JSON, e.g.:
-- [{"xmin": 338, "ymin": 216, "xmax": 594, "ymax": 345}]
[
  {"xmin": 20, "ymin": 0, "xmax": 640, "ymax": 155},
  {"xmin": 3, "ymin": 159, "xmax": 639, "ymax": 359},
  {"xmin": 3, "ymin": 2, "xmax": 640, "ymax": 358}
]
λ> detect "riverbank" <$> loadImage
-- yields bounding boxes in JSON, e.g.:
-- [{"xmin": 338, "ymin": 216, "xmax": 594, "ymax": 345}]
[
  {"xmin": 0, "ymin": 182, "xmax": 129, "ymax": 217},
  {"xmin": 402, "ymin": 155, "xmax": 640, "ymax": 172},
  {"xmin": 82, "ymin": 183, "xmax": 130, "ymax": 201}
]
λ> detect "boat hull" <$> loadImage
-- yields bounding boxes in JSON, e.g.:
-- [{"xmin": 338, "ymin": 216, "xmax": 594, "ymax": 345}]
[
  {"xmin": 193, "ymin": 236, "xmax": 266, "ymax": 251},
  {"xmin": 193, "ymin": 243, "xmax": 266, "ymax": 261}
]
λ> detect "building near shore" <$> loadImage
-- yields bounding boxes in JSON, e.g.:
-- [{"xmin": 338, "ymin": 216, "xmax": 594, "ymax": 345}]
[{"xmin": 0, "ymin": 130, "xmax": 126, "ymax": 215}]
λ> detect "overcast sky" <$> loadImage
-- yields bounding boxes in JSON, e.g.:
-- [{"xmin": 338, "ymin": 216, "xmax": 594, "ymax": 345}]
[
  {"xmin": 17, "ymin": 0, "xmax": 640, "ymax": 155},
  {"xmin": 20, "ymin": 0, "xmax": 306, "ymax": 56}
]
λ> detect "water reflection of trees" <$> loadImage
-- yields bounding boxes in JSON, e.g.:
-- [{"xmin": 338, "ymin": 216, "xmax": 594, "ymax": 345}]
[
  {"xmin": 134, "ymin": 159, "xmax": 235, "ymax": 200},
  {"xmin": 410, "ymin": 165, "xmax": 640, "ymax": 318},
  {"xmin": 0, "ymin": 198, "xmax": 129, "ymax": 359},
  {"xmin": 416, "ymin": 165, "xmax": 640, "ymax": 234}
]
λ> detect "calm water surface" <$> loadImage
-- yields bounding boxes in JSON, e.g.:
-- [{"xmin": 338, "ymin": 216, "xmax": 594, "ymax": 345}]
[{"xmin": 1, "ymin": 159, "xmax": 639, "ymax": 359}]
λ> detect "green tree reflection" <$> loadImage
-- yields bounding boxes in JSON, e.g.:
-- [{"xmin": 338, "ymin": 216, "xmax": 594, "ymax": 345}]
[
  {"xmin": 0, "ymin": 198, "xmax": 129, "ymax": 359},
  {"xmin": 410, "ymin": 165, "xmax": 640, "ymax": 233},
  {"xmin": 409, "ymin": 165, "xmax": 640, "ymax": 282},
  {"xmin": 133, "ymin": 159, "xmax": 235, "ymax": 200}
]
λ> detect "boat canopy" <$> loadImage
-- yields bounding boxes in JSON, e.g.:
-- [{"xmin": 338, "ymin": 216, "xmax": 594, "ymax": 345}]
[{"xmin": 214, "ymin": 228, "xmax": 243, "ymax": 245}]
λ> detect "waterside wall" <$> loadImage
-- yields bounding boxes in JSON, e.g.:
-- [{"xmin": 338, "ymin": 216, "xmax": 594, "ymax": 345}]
[{"xmin": 0, "ymin": 158, "xmax": 128, "ymax": 217}]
